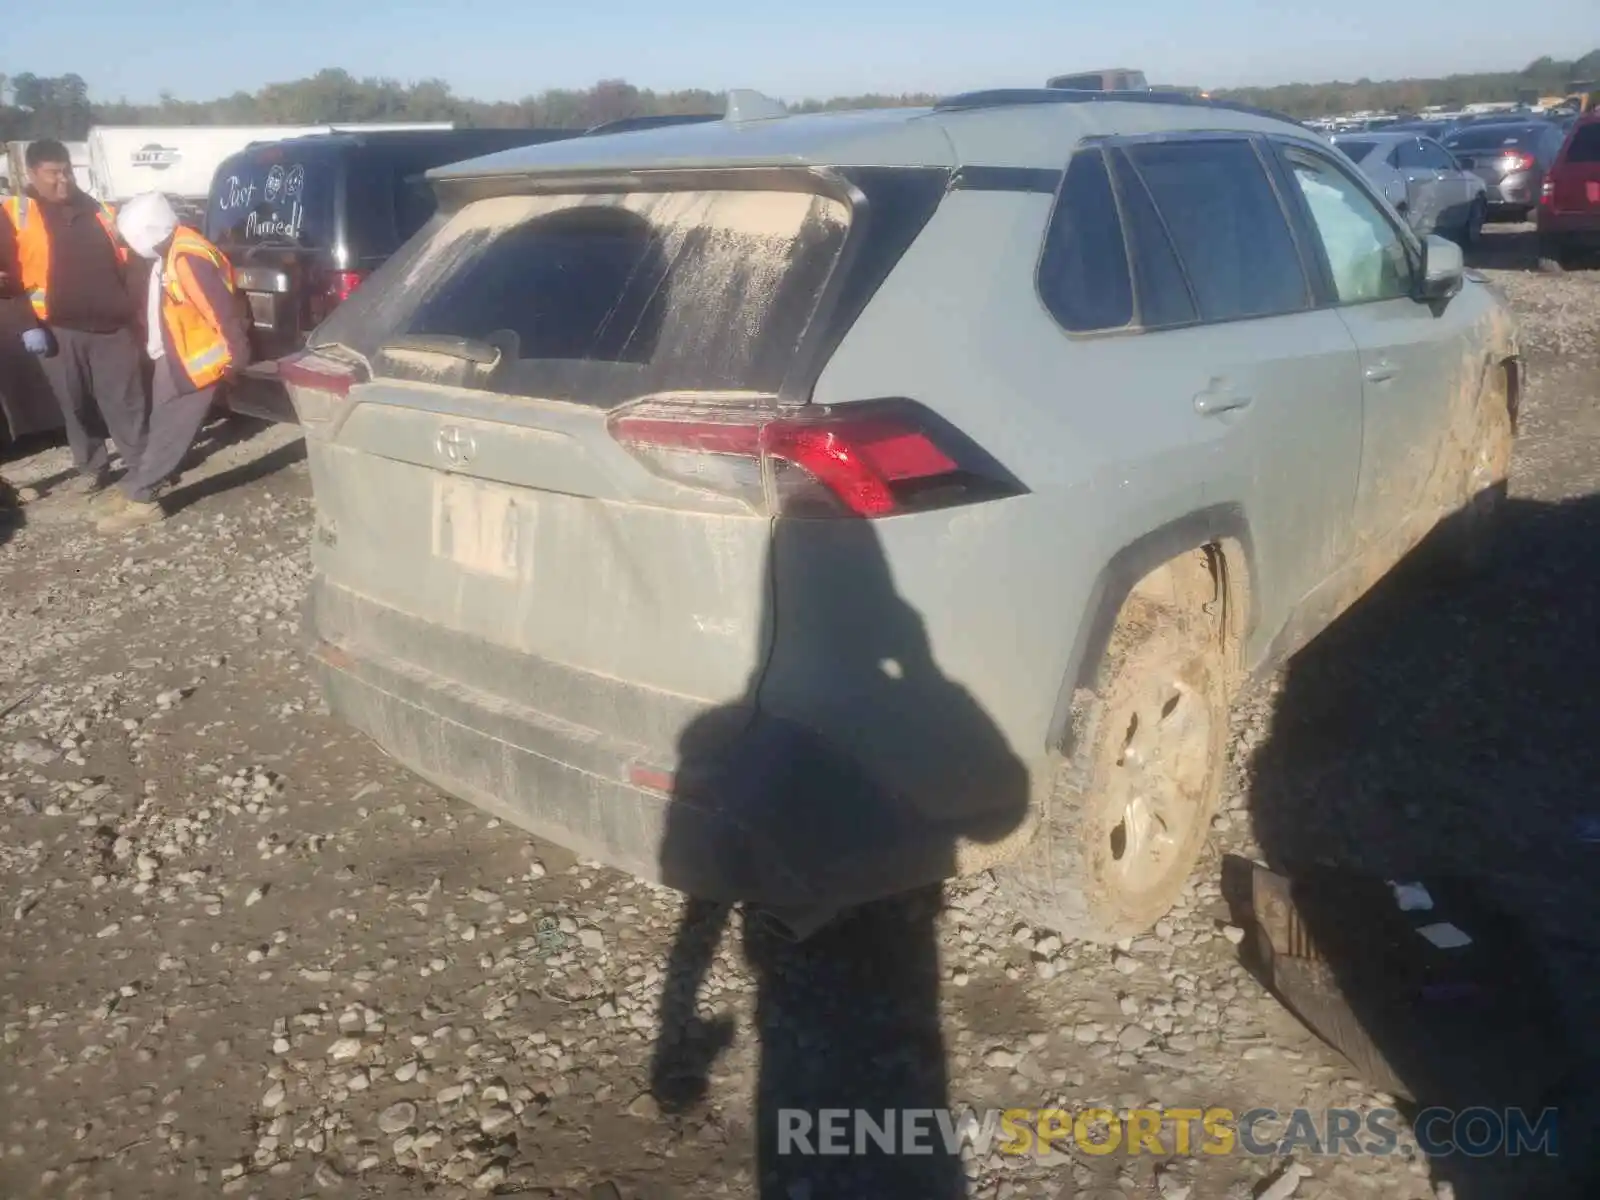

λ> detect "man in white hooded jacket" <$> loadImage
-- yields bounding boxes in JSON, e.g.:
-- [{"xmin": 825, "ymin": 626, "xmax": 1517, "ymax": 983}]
[{"xmin": 100, "ymin": 191, "xmax": 250, "ymax": 533}]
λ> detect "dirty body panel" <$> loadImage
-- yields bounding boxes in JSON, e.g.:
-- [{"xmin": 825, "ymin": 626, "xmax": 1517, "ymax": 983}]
[
  {"xmin": 297, "ymin": 162, "xmax": 977, "ymax": 904},
  {"xmin": 296, "ymin": 99, "xmax": 1521, "ymax": 910}
]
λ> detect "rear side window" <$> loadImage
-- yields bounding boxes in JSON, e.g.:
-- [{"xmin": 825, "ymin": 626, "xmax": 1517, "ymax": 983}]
[
  {"xmin": 1567, "ymin": 124, "xmax": 1600, "ymax": 164},
  {"xmin": 1394, "ymin": 139, "xmax": 1431, "ymax": 169},
  {"xmin": 1418, "ymin": 141, "xmax": 1456, "ymax": 170},
  {"xmin": 1107, "ymin": 152, "xmax": 1199, "ymax": 328},
  {"xmin": 1120, "ymin": 139, "xmax": 1310, "ymax": 322},
  {"xmin": 1038, "ymin": 138, "xmax": 1307, "ymax": 334},
  {"xmin": 1036, "ymin": 150, "xmax": 1134, "ymax": 332},
  {"xmin": 342, "ymin": 150, "xmax": 454, "ymax": 260},
  {"xmin": 359, "ymin": 188, "xmax": 851, "ymax": 406}
]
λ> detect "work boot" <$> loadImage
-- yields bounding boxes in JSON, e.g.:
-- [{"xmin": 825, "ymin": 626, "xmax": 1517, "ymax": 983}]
[
  {"xmin": 0, "ymin": 477, "xmax": 26, "ymax": 508},
  {"xmin": 62, "ymin": 469, "xmax": 111, "ymax": 498},
  {"xmin": 88, "ymin": 487, "xmax": 130, "ymax": 515},
  {"xmin": 95, "ymin": 500, "xmax": 164, "ymax": 535}
]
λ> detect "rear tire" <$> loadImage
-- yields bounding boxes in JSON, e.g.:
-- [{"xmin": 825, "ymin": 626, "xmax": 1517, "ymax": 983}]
[
  {"xmin": 1538, "ymin": 234, "xmax": 1572, "ymax": 273},
  {"xmin": 1459, "ymin": 197, "xmax": 1487, "ymax": 247},
  {"xmin": 999, "ymin": 564, "xmax": 1231, "ymax": 942}
]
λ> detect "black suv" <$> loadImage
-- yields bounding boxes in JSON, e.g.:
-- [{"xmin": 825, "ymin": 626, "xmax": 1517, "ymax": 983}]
[{"xmin": 206, "ymin": 128, "xmax": 579, "ymax": 365}]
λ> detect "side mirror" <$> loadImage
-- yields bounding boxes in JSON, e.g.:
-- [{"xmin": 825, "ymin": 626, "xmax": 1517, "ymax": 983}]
[{"xmin": 1418, "ymin": 234, "xmax": 1464, "ymax": 301}]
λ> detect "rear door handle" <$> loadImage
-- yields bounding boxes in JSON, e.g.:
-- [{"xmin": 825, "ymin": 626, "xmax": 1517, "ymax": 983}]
[
  {"xmin": 1193, "ymin": 387, "xmax": 1253, "ymax": 417},
  {"xmin": 1365, "ymin": 362, "xmax": 1399, "ymax": 383}
]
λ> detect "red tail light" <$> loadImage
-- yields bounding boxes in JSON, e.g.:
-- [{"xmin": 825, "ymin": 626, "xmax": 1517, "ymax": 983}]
[
  {"xmin": 608, "ymin": 400, "xmax": 1022, "ymax": 518},
  {"xmin": 278, "ymin": 349, "xmax": 363, "ymax": 432},
  {"xmin": 1502, "ymin": 150, "xmax": 1537, "ymax": 172},
  {"xmin": 279, "ymin": 351, "xmax": 356, "ymax": 398},
  {"xmin": 1541, "ymin": 176, "xmax": 1556, "ymax": 207},
  {"xmin": 307, "ymin": 269, "xmax": 367, "ymax": 326}
]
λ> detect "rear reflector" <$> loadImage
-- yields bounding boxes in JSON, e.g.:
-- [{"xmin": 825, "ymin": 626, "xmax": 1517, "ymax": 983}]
[
  {"xmin": 279, "ymin": 351, "xmax": 356, "ymax": 398},
  {"xmin": 278, "ymin": 349, "xmax": 363, "ymax": 431},
  {"xmin": 608, "ymin": 400, "xmax": 1019, "ymax": 518}
]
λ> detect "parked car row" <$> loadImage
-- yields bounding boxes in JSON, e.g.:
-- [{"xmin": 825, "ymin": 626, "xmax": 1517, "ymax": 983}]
[
  {"xmin": 1326, "ymin": 107, "xmax": 1600, "ymax": 260},
  {"xmin": 1331, "ymin": 132, "xmax": 1488, "ymax": 242}
]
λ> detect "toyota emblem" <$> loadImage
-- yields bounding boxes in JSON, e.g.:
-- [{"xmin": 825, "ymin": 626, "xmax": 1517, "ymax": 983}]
[{"xmin": 436, "ymin": 425, "xmax": 476, "ymax": 466}]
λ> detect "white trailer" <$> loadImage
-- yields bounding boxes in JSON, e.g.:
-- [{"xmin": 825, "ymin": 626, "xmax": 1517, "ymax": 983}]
[{"xmin": 85, "ymin": 123, "xmax": 453, "ymax": 215}]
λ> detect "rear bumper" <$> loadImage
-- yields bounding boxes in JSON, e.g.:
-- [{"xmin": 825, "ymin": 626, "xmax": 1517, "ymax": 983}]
[
  {"xmin": 225, "ymin": 362, "xmax": 298, "ymax": 425},
  {"xmin": 1484, "ymin": 175, "xmax": 1535, "ymax": 209},
  {"xmin": 1537, "ymin": 209, "xmax": 1600, "ymax": 240},
  {"xmin": 304, "ymin": 580, "xmax": 977, "ymax": 907}
]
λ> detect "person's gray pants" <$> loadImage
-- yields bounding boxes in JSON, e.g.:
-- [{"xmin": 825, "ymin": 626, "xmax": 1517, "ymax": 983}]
[
  {"xmin": 38, "ymin": 325, "xmax": 148, "ymax": 479},
  {"xmin": 119, "ymin": 357, "xmax": 216, "ymax": 504}
]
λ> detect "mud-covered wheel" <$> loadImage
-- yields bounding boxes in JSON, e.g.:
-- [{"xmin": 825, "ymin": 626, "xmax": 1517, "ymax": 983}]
[
  {"xmin": 1537, "ymin": 235, "xmax": 1572, "ymax": 274},
  {"xmin": 1432, "ymin": 365, "xmax": 1514, "ymax": 580},
  {"xmin": 1000, "ymin": 583, "xmax": 1231, "ymax": 942}
]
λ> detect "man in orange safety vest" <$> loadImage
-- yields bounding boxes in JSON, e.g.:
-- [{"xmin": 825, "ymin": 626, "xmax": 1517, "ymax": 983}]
[
  {"xmin": 95, "ymin": 192, "xmax": 250, "ymax": 533},
  {"xmin": 0, "ymin": 139, "xmax": 147, "ymax": 498}
]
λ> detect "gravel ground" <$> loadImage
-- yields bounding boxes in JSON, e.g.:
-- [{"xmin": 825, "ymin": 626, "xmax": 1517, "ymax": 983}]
[{"xmin": 1, "ymin": 225, "xmax": 1597, "ymax": 1200}]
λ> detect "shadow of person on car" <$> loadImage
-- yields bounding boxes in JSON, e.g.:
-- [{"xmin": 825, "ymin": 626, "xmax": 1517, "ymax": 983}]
[
  {"xmin": 649, "ymin": 514, "xmax": 1032, "ymax": 1200},
  {"xmin": 1238, "ymin": 491, "xmax": 1600, "ymax": 1198}
]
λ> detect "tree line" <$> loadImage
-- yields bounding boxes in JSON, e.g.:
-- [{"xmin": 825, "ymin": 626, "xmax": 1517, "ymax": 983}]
[
  {"xmin": 1215, "ymin": 51, "xmax": 1600, "ymax": 119},
  {"xmin": 1, "ymin": 51, "xmax": 1596, "ymax": 142}
]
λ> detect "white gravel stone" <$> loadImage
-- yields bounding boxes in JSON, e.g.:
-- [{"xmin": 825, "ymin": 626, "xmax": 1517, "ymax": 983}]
[{"xmin": 378, "ymin": 1102, "xmax": 417, "ymax": 1135}]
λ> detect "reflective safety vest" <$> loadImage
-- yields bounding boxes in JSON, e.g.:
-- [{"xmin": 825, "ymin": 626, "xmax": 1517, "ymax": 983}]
[
  {"xmin": 161, "ymin": 227, "xmax": 237, "ymax": 390},
  {"xmin": 1, "ymin": 193, "xmax": 125, "ymax": 321}
]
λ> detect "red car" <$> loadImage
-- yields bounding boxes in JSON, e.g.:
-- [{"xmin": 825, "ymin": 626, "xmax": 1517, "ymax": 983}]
[{"xmin": 1538, "ymin": 110, "xmax": 1600, "ymax": 270}]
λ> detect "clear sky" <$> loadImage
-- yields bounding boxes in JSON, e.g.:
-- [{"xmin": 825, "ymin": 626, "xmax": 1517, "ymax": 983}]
[{"xmin": 6, "ymin": 0, "xmax": 1595, "ymax": 105}]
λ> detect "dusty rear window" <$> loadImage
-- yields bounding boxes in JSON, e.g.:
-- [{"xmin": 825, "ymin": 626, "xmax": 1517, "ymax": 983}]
[{"xmin": 339, "ymin": 188, "xmax": 850, "ymax": 407}]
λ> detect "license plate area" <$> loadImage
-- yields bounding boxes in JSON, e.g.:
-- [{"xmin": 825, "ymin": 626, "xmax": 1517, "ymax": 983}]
[
  {"xmin": 247, "ymin": 292, "xmax": 277, "ymax": 329},
  {"xmin": 431, "ymin": 474, "xmax": 523, "ymax": 581}
]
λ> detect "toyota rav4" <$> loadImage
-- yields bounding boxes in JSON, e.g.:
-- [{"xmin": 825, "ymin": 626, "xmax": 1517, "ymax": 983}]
[{"xmin": 283, "ymin": 88, "xmax": 1520, "ymax": 941}]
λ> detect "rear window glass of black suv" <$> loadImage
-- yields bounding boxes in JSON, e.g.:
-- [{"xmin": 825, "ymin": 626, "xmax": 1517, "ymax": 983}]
[
  {"xmin": 207, "ymin": 148, "xmax": 336, "ymax": 250},
  {"xmin": 1039, "ymin": 138, "xmax": 1309, "ymax": 334},
  {"xmin": 351, "ymin": 188, "xmax": 852, "ymax": 407}
]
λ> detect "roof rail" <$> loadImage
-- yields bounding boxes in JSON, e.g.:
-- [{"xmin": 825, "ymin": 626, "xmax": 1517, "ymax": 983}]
[
  {"xmin": 934, "ymin": 88, "xmax": 1304, "ymax": 129},
  {"xmin": 583, "ymin": 113, "xmax": 721, "ymax": 137}
]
